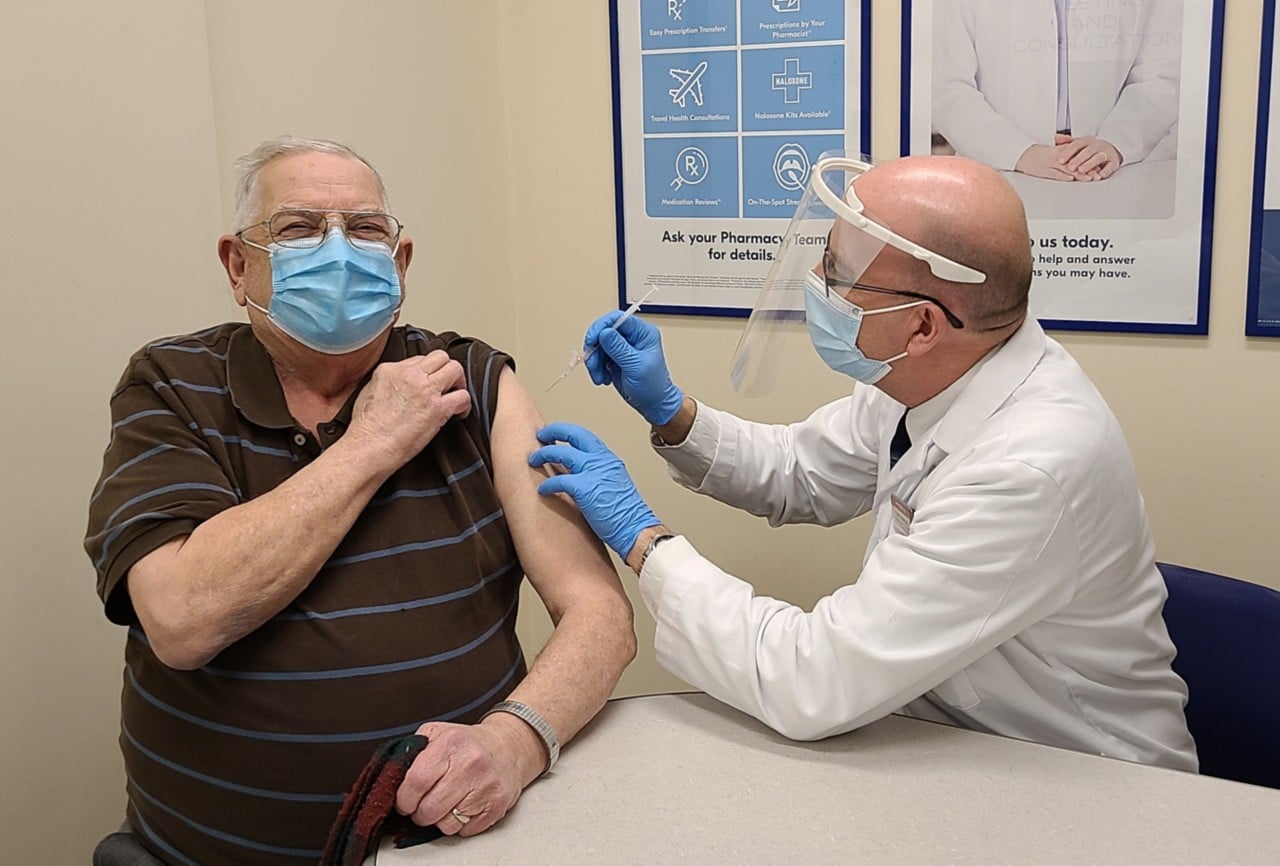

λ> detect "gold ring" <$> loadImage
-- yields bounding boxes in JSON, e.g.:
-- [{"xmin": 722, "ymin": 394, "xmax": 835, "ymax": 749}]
[{"xmin": 451, "ymin": 807, "xmax": 472, "ymax": 825}]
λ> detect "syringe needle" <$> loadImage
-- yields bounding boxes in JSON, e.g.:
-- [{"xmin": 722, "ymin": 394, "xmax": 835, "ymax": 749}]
[
  {"xmin": 545, "ymin": 368, "xmax": 573, "ymax": 393},
  {"xmin": 546, "ymin": 348, "xmax": 591, "ymax": 393}
]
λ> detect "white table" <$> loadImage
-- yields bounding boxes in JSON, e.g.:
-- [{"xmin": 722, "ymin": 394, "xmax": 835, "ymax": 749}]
[{"xmin": 371, "ymin": 693, "xmax": 1280, "ymax": 864}]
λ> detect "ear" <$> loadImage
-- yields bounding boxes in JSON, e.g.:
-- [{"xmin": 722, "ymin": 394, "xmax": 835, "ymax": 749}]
[
  {"xmin": 904, "ymin": 303, "xmax": 947, "ymax": 355},
  {"xmin": 218, "ymin": 234, "xmax": 250, "ymax": 307},
  {"xmin": 395, "ymin": 235, "xmax": 414, "ymax": 287}
]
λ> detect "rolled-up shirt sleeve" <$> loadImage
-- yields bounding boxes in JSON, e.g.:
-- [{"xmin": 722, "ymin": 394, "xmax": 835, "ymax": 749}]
[
  {"xmin": 85, "ymin": 355, "xmax": 243, "ymax": 624},
  {"xmin": 653, "ymin": 398, "xmax": 880, "ymax": 527}
]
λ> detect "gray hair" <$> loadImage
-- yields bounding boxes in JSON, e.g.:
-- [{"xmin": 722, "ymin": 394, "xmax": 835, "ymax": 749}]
[{"xmin": 232, "ymin": 136, "xmax": 391, "ymax": 230}]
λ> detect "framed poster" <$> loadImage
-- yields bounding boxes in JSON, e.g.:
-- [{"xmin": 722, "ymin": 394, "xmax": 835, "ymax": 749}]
[
  {"xmin": 610, "ymin": 0, "xmax": 872, "ymax": 317},
  {"xmin": 902, "ymin": 0, "xmax": 1224, "ymax": 334},
  {"xmin": 1247, "ymin": 0, "xmax": 1280, "ymax": 336}
]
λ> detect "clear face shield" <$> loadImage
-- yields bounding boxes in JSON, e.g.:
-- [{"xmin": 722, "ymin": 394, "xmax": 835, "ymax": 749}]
[{"xmin": 728, "ymin": 153, "xmax": 985, "ymax": 396}]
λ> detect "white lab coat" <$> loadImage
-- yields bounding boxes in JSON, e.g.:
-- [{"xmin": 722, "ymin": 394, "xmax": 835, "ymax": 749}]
[
  {"xmin": 931, "ymin": 0, "xmax": 1182, "ymax": 170},
  {"xmin": 641, "ymin": 319, "xmax": 1197, "ymax": 771}
]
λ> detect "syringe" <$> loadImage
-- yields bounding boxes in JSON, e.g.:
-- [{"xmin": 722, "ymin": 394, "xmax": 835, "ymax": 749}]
[{"xmin": 546, "ymin": 285, "xmax": 660, "ymax": 392}]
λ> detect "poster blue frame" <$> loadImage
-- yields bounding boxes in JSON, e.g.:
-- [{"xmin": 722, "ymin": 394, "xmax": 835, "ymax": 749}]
[
  {"xmin": 1247, "ymin": 0, "xmax": 1279, "ymax": 336},
  {"xmin": 609, "ymin": 0, "xmax": 875, "ymax": 318}
]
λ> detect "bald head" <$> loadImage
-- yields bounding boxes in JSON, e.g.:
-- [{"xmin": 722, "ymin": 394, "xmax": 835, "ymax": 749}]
[{"xmin": 853, "ymin": 156, "xmax": 1032, "ymax": 332}]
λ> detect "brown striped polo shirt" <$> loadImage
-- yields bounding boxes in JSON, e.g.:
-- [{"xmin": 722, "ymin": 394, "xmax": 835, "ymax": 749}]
[{"xmin": 84, "ymin": 323, "xmax": 526, "ymax": 866}]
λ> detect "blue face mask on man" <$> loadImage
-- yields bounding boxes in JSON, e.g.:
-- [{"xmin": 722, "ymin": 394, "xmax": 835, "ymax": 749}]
[
  {"xmin": 245, "ymin": 226, "xmax": 402, "ymax": 354},
  {"xmin": 803, "ymin": 271, "xmax": 923, "ymax": 385}
]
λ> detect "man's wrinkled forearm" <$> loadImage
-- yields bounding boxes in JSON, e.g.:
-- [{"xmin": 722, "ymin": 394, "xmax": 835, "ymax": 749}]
[{"xmin": 495, "ymin": 593, "xmax": 637, "ymax": 778}]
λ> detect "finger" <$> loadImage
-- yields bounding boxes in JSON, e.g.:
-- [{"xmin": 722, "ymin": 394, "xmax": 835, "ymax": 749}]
[
  {"xmin": 440, "ymin": 803, "xmax": 481, "ymax": 839},
  {"xmin": 455, "ymin": 802, "xmax": 499, "ymax": 837},
  {"xmin": 597, "ymin": 328, "xmax": 641, "ymax": 368},
  {"xmin": 1053, "ymin": 132, "xmax": 1074, "ymax": 145},
  {"xmin": 536, "ymin": 421, "xmax": 605, "ymax": 452},
  {"xmin": 1055, "ymin": 141, "xmax": 1087, "ymax": 164},
  {"xmin": 536, "ymin": 474, "xmax": 587, "ymax": 500},
  {"xmin": 583, "ymin": 310, "xmax": 625, "ymax": 352},
  {"xmin": 585, "ymin": 347, "xmax": 609, "ymax": 385},
  {"xmin": 410, "ymin": 349, "xmax": 455, "ymax": 375},
  {"xmin": 602, "ymin": 356, "xmax": 622, "ymax": 386},
  {"xmin": 529, "ymin": 443, "xmax": 587, "ymax": 472},
  {"xmin": 435, "ymin": 799, "xmax": 486, "ymax": 837},
  {"xmin": 587, "ymin": 349, "xmax": 619, "ymax": 387},
  {"xmin": 400, "ymin": 752, "xmax": 473, "ymax": 828},
  {"xmin": 1039, "ymin": 166, "xmax": 1075, "ymax": 181},
  {"xmin": 396, "ymin": 747, "xmax": 449, "ymax": 817},
  {"xmin": 440, "ymin": 388, "xmax": 472, "ymax": 419},
  {"xmin": 1099, "ymin": 161, "xmax": 1120, "ymax": 180},
  {"xmin": 426, "ymin": 358, "xmax": 466, "ymax": 390},
  {"xmin": 612, "ymin": 313, "xmax": 657, "ymax": 346},
  {"xmin": 1065, "ymin": 147, "xmax": 1100, "ymax": 173},
  {"xmin": 435, "ymin": 810, "xmax": 468, "ymax": 837},
  {"xmin": 1076, "ymin": 152, "xmax": 1107, "ymax": 174},
  {"xmin": 412, "ymin": 782, "xmax": 472, "ymax": 831}
]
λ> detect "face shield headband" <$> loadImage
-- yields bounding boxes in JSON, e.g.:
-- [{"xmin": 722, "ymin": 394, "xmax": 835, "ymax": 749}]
[{"xmin": 729, "ymin": 154, "xmax": 986, "ymax": 396}]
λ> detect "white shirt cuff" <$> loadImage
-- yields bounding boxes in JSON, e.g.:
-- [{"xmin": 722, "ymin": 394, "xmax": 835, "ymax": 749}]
[{"xmin": 650, "ymin": 399, "xmax": 721, "ymax": 489}]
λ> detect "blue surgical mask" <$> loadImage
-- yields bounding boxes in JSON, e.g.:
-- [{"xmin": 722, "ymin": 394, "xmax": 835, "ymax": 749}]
[
  {"xmin": 246, "ymin": 226, "xmax": 402, "ymax": 354},
  {"xmin": 803, "ymin": 271, "xmax": 922, "ymax": 385}
]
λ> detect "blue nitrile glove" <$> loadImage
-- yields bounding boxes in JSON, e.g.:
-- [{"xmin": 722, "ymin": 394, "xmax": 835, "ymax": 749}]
[
  {"xmin": 583, "ymin": 311, "xmax": 684, "ymax": 426},
  {"xmin": 529, "ymin": 422, "xmax": 662, "ymax": 560}
]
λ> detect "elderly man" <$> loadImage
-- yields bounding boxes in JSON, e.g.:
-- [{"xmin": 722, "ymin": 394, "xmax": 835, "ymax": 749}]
[
  {"xmin": 531, "ymin": 154, "xmax": 1197, "ymax": 770},
  {"xmin": 85, "ymin": 136, "xmax": 635, "ymax": 865}
]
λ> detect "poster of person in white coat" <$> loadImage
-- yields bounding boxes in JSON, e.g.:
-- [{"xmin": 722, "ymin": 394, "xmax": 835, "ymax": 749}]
[
  {"xmin": 932, "ymin": 0, "xmax": 1181, "ymax": 201},
  {"xmin": 904, "ymin": 0, "xmax": 1222, "ymax": 333}
]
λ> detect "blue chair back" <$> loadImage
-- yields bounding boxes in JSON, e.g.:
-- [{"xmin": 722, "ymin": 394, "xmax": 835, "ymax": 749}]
[{"xmin": 1157, "ymin": 562, "xmax": 1280, "ymax": 789}]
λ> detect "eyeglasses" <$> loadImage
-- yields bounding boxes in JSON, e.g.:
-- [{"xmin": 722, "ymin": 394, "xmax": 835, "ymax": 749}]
[
  {"xmin": 237, "ymin": 209, "xmax": 403, "ymax": 250},
  {"xmin": 822, "ymin": 243, "xmax": 966, "ymax": 330}
]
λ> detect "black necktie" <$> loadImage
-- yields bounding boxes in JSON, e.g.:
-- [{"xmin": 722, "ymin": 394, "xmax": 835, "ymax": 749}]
[{"xmin": 889, "ymin": 411, "xmax": 911, "ymax": 468}]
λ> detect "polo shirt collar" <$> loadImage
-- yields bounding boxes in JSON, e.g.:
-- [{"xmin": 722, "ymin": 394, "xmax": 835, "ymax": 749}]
[{"xmin": 227, "ymin": 325, "xmax": 410, "ymax": 429}]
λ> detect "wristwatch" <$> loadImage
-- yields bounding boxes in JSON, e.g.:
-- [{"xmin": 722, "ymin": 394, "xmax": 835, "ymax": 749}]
[
  {"xmin": 639, "ymin": 532, "xmax": 677, "ymax": 570},
  {"xmin": 482, "ymin": 699, "xmax": 560, "ymax": 775}
]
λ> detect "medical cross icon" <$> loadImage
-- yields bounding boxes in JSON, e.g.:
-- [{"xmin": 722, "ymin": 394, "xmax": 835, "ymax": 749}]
[{"xmin": 771, "ymin": 58, "xmax": 812, "ymax": 104}]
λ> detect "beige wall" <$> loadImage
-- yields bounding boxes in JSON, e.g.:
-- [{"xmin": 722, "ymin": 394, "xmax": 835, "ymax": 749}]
[{"xmin": 1, "ymin": 1, "xmax": 1273, "ymax": 861}]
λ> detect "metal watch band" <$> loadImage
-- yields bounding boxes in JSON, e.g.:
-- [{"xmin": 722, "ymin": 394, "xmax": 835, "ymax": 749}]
[
  {"xmin": 640, "ymin": 533, "xmax": 677, "ymax": 570},
  {"xmin": 482, "ymin": 699, "xmax": 560, "ymax": 775}
]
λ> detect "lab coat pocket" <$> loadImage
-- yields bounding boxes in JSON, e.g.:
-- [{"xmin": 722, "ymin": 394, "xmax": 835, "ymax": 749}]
[{"xmin": 931, "ymin": 668, "xmax": 981, "ymax": 712}]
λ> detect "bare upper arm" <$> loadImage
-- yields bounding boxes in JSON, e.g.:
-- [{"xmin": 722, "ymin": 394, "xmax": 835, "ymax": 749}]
[{"xmin": 489, "ymin": 366, "xmax": 630, "ymax": 623}]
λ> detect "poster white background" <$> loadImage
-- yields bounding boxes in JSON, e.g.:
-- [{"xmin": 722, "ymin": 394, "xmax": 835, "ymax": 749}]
[{"xmin": 905, "ymin": 0, "xmax": 1220, "ymax": 332}]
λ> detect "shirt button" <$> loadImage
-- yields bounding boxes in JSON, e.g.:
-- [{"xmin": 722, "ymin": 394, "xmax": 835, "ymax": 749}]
[
  {"xmin": 325, "ymin": 423, "xmax": 339, "ymax": 435},
  {"xmin": 293, "ymin": 433, "xmax": 307, "ymax": 446}
]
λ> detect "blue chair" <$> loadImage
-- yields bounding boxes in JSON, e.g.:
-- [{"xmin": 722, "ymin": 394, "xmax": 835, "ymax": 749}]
[{"xmin": 1157, "ymin": 562, "xmax": 1280, "ymax": 789}]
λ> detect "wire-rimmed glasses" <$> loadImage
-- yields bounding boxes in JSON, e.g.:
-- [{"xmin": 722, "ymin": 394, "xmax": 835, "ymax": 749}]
[{"xmin": 238, "ymin": 208, "xmax": 402, "ymax": 251}]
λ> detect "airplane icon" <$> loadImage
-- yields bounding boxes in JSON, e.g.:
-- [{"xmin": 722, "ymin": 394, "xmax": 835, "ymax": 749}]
[{"xmin": 668, "ymin": 61, "xmax": 709, "ymax": 109}]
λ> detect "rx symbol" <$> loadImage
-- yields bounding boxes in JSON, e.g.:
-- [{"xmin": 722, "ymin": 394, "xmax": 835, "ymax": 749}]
[{"xmin": 671, "ymin": 147, "xmax": 709, "ymax": 189}]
